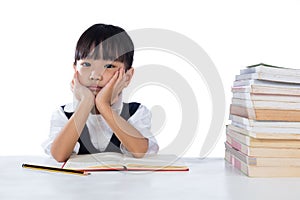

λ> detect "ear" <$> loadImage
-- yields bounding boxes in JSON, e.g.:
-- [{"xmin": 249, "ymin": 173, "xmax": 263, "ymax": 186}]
[{"xmin": 124, "ymin": 67, "xmax": 134, "ymax": 87}]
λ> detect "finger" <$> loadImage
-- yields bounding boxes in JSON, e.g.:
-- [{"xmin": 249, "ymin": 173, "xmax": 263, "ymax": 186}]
[
  {"xmin": 71, "ymin": 79, "xmax": 74, "ymax": 89},
  {"xmin": 73, "ymin": 71, "xmax": 82, "ymax": 86},
  {"xmin": 101, "ymin": 70, "xmax": 118, "ymax": 93},
  {"xmin": 115, "ymin": 68, "xmax": 127, "ymax": 86},
  {"xmin": 110, "ymin": 70, "xmax": 120, "ymax": 84},
  {"xmin": 120, "ymin": 68, "xmax": 129, "ymax": 89},
  {"xmin": 116, "ymin": 68, "xmax": 125, "ymax": 83},
  {"xmin": 70, "ymin": 82, "xmax": 74, "ymax": 92},
  {"xmin": 70, "ymin": 72, "xmax": 77, "ymax": 91}
]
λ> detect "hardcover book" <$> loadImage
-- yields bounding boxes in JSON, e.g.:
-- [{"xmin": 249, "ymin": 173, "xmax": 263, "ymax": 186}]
[
  {"xmin": 227, "ymin": 124, "xmax": 300, "ymax": 140},
  {"xmin": 231, "ymin": 98, "xmax": 300, "ymax": 110},
  {"xmin": 236, "ymin": 63, "xmax": 300, "ymax": 84},
  {"xmin": 232, "ymin": 84, "xmax": 300, "ymax": 96},
  {"xmin": 226, "ymin": 126, "xmax": 300, "ymax": 148},
  {"xmin": 225, "ymin": 142, "xmax": 300, "ymax": 167},
  {"xmin": 225, "ymin": 149, "xmax": 300, "ymax": 177},
  {"xmin": 229, "ymin": 114, "xmax": 300, "ymax": 128},
  {"xmin": 230, "ymin": 104, "xmax": 300, "ymax": 122},
  {"xmin": 225, "ymin": 139, "xmax": 300, "ymax": 158},
  {"xmin": 232, "ymin": 93, "xmax": 300, "ymax": 102}
]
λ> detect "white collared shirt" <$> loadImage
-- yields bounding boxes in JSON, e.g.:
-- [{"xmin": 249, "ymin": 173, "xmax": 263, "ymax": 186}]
[{"xmin": 42, "ymin": 96, "xmax": 159, "ymax": 157}]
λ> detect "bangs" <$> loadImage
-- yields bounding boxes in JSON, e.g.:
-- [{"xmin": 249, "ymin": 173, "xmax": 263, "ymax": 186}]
[{"xmin": 74, "ymin": 24, "xmax": 134, "ymax": 68}]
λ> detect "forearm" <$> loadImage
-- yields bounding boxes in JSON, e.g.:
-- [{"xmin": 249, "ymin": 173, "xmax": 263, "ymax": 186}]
[
  {"xmin": 51, "ymin": 99, "xmax": 94, "ymax": 162},
  {"xmin": 100, "ymin": 105, "xmax": 149, "ymax": 158}
]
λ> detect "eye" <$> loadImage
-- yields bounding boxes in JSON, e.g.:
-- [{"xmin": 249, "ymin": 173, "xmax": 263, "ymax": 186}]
[
  {"xmin": 104, "ymin": 64, "xmax": 115, "ymax": 69},
  {"xmin": 81, "ymin": 62, "xmax": 91, "ymax": 67}
]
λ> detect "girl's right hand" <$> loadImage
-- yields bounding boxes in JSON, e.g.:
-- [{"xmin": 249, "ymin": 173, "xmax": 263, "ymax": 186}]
[{"xmin": 71, "ymin": 71, "xmax": 95, "ymax": 105}]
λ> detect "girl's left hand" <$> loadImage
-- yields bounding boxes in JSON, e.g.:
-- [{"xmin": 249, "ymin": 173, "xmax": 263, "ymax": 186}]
[{"xmin": 95, "ymin": 68, "xmax": 128, "ymax": 112}]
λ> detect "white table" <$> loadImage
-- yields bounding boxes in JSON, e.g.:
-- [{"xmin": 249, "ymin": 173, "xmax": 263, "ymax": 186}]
[{"xmin": 1, "ymin": 156, "xmax": 300, "ymax": 200}]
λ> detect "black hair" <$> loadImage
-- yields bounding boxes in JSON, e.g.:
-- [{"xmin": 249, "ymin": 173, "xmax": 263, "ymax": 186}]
[{"xmin": 74, "ymin": 24, "xmax": 134, "ymax": 69}]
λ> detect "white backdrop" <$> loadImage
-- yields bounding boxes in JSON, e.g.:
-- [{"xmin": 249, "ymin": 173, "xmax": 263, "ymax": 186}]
[{"xmin": 1, "ymin": 0, "xmax": 300, "ymax": 157}]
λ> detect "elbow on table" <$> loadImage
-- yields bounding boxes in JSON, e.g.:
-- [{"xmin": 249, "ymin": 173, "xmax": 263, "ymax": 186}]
[
  {"xmin": 131, "ymin": 141, "xmax": 149, "ymax": 158},
  {"xmin": 132, "ymin": 152, "xmax": 146, "ymax": 158},
  {"xmin": 50, "ymin": 148, "xmax": 70, "ymax": 162}
]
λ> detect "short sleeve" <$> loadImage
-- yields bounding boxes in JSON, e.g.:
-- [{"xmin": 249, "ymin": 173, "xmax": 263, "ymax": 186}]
[
  {"xmin": 41, "ymin": 106, "xmax": 80, "ymax": 156},
  {"xmin": 120, "ymin": 104, "xmax": 159, "ymax": 156}
]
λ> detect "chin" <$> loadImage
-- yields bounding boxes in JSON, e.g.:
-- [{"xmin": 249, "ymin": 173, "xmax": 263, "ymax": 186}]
[{"xmin": 91, "ymin": 90, "xmax": 100, "ymax": 96}]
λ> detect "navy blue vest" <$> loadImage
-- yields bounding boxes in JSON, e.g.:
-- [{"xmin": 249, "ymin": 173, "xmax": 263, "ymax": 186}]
[{"xmin": 62, "ymin": 102, "xmax": 140, "ymax": 155}]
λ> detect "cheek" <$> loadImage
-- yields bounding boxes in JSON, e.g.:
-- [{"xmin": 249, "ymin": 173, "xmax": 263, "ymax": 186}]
[
  {"xmin": 77, "ymin": 70, "xmax": 90, "ymax": 85},
  {"xmin": 102, "ymin": 70, "xmax": 116, "ymax": 84}
]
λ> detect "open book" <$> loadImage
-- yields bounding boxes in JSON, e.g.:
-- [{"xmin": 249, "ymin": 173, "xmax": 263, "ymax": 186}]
[{"xmin": 62, "ymin": 152, "xmax": 189, "ymax": 171}]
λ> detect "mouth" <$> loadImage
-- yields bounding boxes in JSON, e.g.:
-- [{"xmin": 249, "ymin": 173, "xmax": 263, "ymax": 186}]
[{"xmin": 88, "ymin": 86, "xmax": 102, "ymax": 93}]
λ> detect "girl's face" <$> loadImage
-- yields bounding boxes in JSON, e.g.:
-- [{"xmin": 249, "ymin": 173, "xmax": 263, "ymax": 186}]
[{"xmin": 74, "ymin": 58, "xmax": 126, "ymax": 95}]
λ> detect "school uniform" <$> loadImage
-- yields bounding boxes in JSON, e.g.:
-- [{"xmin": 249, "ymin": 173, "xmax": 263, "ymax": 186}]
[{"xmin": 42, "ymin": 96, "xmax": 159, "ymax": 156}]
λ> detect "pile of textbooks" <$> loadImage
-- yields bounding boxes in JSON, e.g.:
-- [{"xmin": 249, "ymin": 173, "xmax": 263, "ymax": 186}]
[{"xmin": 225, "ymin": 63, "xmax": 300, "ymax": 177}]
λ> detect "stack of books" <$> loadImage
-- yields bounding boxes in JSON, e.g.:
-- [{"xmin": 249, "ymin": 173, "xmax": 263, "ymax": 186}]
[{"xmin": 225, "ymin": 63, "xmax": 300, "ymax": 177}]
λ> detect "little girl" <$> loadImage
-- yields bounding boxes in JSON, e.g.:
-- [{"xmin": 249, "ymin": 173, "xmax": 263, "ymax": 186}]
[{"xmin": 42, "ymin": 24, "xmax": 159, "ymax": 162}]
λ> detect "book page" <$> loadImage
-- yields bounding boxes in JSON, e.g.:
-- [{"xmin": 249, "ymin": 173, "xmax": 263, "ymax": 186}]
[
  {"xmin": 123, "ymin": 154, "xmax": 188, "ymax": 170},
  {"xmin": 63, "ymin": 152, "xmax": 124, "ymax": 170}
]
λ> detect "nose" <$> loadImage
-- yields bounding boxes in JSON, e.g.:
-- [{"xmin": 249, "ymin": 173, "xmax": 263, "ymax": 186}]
[{"xmin": 90, "ymin": 67, "xmax": 105, "ymax": 81}]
